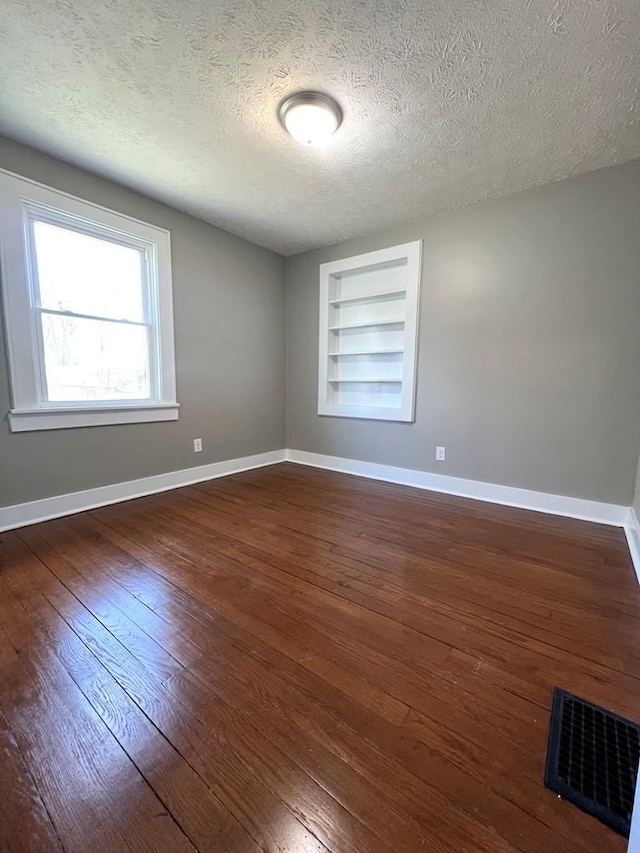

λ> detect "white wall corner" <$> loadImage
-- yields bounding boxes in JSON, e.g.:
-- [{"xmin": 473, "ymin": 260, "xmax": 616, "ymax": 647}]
[
  {"xmin": 0, "ymin": 449, "xmax": 286, "ymax": 532},
  {"xmin": 625, "ymin": 507, "xmax": 640, "ymax": 585}
]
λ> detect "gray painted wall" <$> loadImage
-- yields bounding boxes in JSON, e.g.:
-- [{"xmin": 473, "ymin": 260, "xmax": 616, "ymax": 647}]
[
  {"xmin": 0, "ymin": 136, "xmax": 285, "ymax": 507},
  {"xmin": 634, "ymin": 455, "xmax": 640, "ymax": 518},
  {"xmin": 285, "ymin": 160, "xmax": 640, "ymax": 506},
  {"xmin": 2, "ymin": 138, "xmax": 639, "ymax": 510}
]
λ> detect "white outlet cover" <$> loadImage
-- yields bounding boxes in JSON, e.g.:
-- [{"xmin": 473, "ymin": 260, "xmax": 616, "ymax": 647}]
[{"xmin": 436, "ymin": 446, "xmax": 446, "ymax": 461}]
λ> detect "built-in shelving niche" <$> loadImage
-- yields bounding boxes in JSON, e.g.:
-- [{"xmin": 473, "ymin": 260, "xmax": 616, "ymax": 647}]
[{"xmin": 318, "ymin": 241, "xmax": 422, "ymax": 421}]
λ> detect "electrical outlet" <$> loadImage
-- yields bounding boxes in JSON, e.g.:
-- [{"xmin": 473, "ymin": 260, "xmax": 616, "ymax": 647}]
[
  {"xmin": 193, "ymin": 438, "xmax": 203, "ymax": 453},
  {"xmin": 435, "ymin": 446, "xmax": 446, "ymax": 462}
]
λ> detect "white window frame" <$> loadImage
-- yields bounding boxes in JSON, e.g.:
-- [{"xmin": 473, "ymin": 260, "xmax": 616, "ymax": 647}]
[
  {"xmin": 318, "ymin": 240, "xmax": 422, "ymax": 422},
  {"xmin": 0, "ymin": 169, "xmax": 179, "ymax": 432}
]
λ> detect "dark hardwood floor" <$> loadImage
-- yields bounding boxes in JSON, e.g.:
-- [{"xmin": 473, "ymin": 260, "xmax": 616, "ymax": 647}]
[{"xmin": 0, "ymin": 462, "xmax": 638, "ymax": 852}]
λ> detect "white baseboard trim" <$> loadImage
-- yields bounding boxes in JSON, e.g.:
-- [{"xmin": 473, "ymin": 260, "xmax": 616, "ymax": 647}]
[
  {"xmin": 0, "ymin": 449, "xmax": 286, "ymax": 532},
  {"xmin": 0, "ymin": 444, "xmax": 633, "ymax": 549},
  {"xmin": 625, "ymin": 508, "xmax": 640, "ymax": 584},
  {"xmin": 284, "ymin": 449, "xmax": 629, "ymax": 527}
]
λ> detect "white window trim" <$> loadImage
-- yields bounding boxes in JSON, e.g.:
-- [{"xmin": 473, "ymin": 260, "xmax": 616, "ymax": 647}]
[
  {"xmin": 0, "ymin": 168, "xmax": 179, "ymax": 432},
  {"xmin": 318, "ymin": 240, "xmax": 422, "ymax": 422}
]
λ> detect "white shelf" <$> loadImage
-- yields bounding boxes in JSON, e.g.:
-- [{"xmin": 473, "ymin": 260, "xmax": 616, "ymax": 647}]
[
  {"xmin": 329, "ymin": 319, "xmax": 405, "ymax": 331},
  {"xmin": 328, "ymin": 348, "xmax": 405, "ymax": 356},
  {"xmin": 329, "ymin": 378, "xmax": 402, "ymax": 384},
  {"xmin": 318, "ymin": 240, "xmax": 422, "ymax": 422},
  {"xmin": 329, "ymin": 288, "xmax": 407, "ymax": 306}
]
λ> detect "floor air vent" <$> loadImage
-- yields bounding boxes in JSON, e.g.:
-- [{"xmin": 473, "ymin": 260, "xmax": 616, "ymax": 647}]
[{"xmin": 544, "ymin": 687, "xmax": 640, "ymax": 836}]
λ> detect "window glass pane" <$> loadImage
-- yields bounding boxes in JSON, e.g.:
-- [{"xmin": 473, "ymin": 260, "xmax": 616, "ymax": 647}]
[
  {"xmin": 33, "ymin": 220, "xmax": 145, "ymax": 322},
  {"xmin": 41, "ymin": 313, "xmax": 151, "ymax": 402}
]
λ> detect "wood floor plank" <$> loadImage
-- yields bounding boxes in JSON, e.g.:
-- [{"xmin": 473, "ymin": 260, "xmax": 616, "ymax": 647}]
[
  {"xmin": 208, "ymin": 476, "xmax": 639, "ymax": 654},
  {"xmin": 158, "ymin": 592, "xmax": 607, "ymax": 853},
  {"xmin": 0, "ymin": 706, "xmax": 64, "ymax": 853},
  {"xmin": 7, "ymin": 529, "xmax": 331, "ymax": 853},
  {"xmin": 0, "ymin": 537, "xmax": 196, "ymax": 853},
  {"xmin": 1, "ymin": 535, "xmax": 263, "ymax": 853},
  {"xmin": 91, "ymin": 490, "xmax": 640, "ymax": 731},
  {"xmin": 0, "ymin": 463, "xmax": 635, "ymax": 852},
  {"xmin": 85, "ymin": 509, "xmax": 415, "ymax": 725},
  {"xmin": 84, "ymin": 527, "xmax": 619, "ymax": 849},
  {"xmin": 166, "ymin": 491, "xmax": 640, "ymax": 709},
  {"xmin": 18, "ymin": 523, "xmax": 190, "ymax": 681},
  {"xmin": 104, "ymin": 482, "xmax": 638, "ymax": 671}
]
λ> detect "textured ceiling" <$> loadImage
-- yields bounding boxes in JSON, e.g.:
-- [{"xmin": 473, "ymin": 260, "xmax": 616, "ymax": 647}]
[{"xmin": 1, "ymin": 1, "xmax": 639, "ymax": 256}]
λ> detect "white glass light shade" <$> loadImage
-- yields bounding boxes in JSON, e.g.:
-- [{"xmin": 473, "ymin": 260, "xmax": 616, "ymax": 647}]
[{"xmin": 279, "ymin": 92, "xmax": 342, "ymax": 147}]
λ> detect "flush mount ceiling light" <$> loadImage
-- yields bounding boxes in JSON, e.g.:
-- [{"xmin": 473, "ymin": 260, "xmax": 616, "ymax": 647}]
[{"xmin": 278, "ymin": 92, "xmax": 342, "ymax": 147}]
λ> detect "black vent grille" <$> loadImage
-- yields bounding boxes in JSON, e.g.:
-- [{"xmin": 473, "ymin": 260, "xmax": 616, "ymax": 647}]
[{"xmin": 544, "ymin": 687, "xmax": 640, "ymax": 836}]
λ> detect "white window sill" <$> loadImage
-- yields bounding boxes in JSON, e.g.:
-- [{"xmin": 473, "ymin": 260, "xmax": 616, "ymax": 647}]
[{"xmin": 8, "ymin": 403, "xmax": 180, "ymax": 432}]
